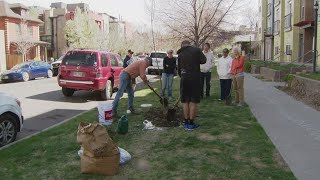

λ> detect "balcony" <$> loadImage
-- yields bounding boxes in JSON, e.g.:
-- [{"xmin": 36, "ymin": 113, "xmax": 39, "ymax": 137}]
[
  {"xmin": 267, "ymin": 3, "xmax": 272, "ymax": 16},
  {"xmin": 284, "ymin": 13, "xmax": 292, "ymax": 31},
  {"xmin": 274, "ymin": 20, "xmax": 280, "ymax": 35}
]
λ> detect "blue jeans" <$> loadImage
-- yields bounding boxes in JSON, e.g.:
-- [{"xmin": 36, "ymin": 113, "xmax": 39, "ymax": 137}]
[
  {"xmin": 161, "ymin": 73, "xmax": 174, "ymax": 97},
  {"xmin": 112, "ymin": 72, "xmax": 134, "ymax": 113}
]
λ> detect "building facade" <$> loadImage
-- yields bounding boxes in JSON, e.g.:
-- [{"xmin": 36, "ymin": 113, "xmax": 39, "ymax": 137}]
[
  {"xmin": 283, "ymin": 0, "xmax": 301, "ymax": 63},
  {"xmin": 256, "ymin": 0, "xmax": 267, "ymax": 60},
  {"xmin": 38, "ymin": 2, "xmax": 104, "ymax": 59},
  {"xmin": 273, "ymin": 0, "xmax": 285, "ymax": 62},
  {"xmin": 259, "ymin": 0, "xmax": 319, "ymax": 65},
  {"xmin": 0, "ymin": 1, "xmax": 46, "ymax": 70}
]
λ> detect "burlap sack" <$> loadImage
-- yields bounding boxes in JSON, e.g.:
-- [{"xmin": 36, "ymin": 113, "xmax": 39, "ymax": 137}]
[
  {"xmin": 80, "ymin": 153, "xmax": 120, "ymax": 176},
  {"xmin": 77, "ymin": 122, "xmax": 119, "ymax": 157}
]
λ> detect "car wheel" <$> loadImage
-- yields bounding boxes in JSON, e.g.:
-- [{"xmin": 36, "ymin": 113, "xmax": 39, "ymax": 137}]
[
  {"xmin": 47, "ymin": 69, "xmax": 53, "ymax": 78},
  {"xmin": 22, "ymin": 72, "xmax": 30, "ymax": 82},
  {"xmin": 101, "ymin": 80, "xmax": 113, "ymax": 100},
  {"xmin": 62, "ymin": 87, "xmax": 75, "ymax": 97},
  {"xmin": 0, "ymin": 114, "xmax": 18, "ymax": 147}
]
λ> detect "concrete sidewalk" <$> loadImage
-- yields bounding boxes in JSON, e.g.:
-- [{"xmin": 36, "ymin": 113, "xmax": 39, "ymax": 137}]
[{"xmin": 245, "ymin": 74, "xmax": 320, "ymax": 180}]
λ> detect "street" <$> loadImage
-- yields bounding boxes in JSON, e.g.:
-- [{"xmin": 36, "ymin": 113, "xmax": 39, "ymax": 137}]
[{"xmin": 0, "ymin": 75, "xmax": 157, "ymax": 140}]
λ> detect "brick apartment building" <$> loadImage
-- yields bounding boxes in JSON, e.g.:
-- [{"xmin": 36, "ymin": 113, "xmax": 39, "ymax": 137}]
[{"xmin": 0, "ymin": 1, "xmax": 47, "ymax": 71}]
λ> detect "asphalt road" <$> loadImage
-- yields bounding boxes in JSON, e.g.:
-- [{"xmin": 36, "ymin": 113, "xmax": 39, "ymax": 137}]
[{"xmin": 0, "ymin": 75, "xmax": 157, "ymax": 140}]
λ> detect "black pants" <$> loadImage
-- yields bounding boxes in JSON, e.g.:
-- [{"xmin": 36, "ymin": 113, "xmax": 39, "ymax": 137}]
[
  {"xmin": 200, "ymin": 72, "xmax": 211, "ymax": 97},
  {"xmin": 220, "ymin": 79, "xmax": 232, "ymax": 100}
]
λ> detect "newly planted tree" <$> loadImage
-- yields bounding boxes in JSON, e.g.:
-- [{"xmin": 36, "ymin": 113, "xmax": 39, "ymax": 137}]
[{"xmin": 12, "ymin": 19, "xmax": 36, "ymax": 62}]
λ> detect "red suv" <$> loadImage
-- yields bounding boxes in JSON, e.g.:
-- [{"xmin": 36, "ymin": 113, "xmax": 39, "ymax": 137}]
[{"xmin": 57, "ymin": 49, "xmax": 123, "ymax": 100}]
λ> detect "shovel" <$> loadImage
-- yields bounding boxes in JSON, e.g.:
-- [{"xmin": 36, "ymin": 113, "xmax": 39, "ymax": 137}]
[
  {"xmin": 166, "ymin": 96, "xmax": 181, "ymax": 121},
  {"xmin": 147, "ymin": 84, "xmax": 169, "ymax": 108}
]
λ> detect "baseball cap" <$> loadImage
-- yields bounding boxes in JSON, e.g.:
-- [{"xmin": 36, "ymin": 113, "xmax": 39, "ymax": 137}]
[{"xmin": 128, "ymin": 50, "xmax": 134, "ymax": 54}]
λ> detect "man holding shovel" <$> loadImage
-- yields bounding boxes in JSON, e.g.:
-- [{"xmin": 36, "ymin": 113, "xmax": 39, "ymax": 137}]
[
  {"xmin": 177, "ymin": 40, "xmax": 207, "ymax": 130},
  {"xmin": 112, "ymin": 57, "xmax": 153, "ymax": 117}
]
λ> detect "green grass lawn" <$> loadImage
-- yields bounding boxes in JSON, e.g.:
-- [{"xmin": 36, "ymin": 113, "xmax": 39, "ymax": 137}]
[
  {"xmin": 300, "ymin": 73, "xmax": 320, "ymax": 81},
  {"xmin": 0, "ymin": 73, "xmax": 296, "ymax": 179},
  {"xmin": 269, "ymin": 63, "xmax": 301, "ymax": 71}
]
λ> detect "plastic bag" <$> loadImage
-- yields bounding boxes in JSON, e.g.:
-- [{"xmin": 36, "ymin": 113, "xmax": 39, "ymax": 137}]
[
  {"xmin": 119, "ymin": 147, "xmax": 131, "ymax": 165},
  {"xmin": 143, "ymin": 120, "xmax": 163, "ymax": 130}
]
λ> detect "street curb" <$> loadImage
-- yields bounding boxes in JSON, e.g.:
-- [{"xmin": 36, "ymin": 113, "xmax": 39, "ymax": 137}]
[
  {"xmin": 0, "ymin": 109, "xmax": 93, "ymax": 151},
  {"xmin": 0, "ymin": 76, "xmax": 160, "ymax": 151}
]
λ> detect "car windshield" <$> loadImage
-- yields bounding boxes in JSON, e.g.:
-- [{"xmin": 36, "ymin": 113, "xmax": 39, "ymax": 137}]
[
  {"xmin": 150, "ymin": 53, "xmax": 167, "ymax": 59},
  {"xmin": 11, "ymin": 62, "xmax": 30, "ymax": 70},
  {"xmin": 62, "ymin": 52, "xmax": 97, "ymax": 66}
]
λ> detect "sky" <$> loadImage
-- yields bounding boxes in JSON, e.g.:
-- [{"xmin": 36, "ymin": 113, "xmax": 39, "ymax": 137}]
[{"xmin": 6, "ymin": 0, "xmax": 258, "ymax": 30}]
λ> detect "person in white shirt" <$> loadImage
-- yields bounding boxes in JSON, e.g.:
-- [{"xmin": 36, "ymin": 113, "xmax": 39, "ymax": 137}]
[
  {"xmin": 200, "ymin": 43, "xmax": 214, "ymax": 98},
  {"xmin": 217, "ymin": 48, "xmax": 233, "ymax": 100}
]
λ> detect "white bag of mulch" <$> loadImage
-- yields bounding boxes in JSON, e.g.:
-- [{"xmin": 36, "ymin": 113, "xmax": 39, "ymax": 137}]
[{"xmin": 119, "ymin": 147, "xmax": 131, "ymax": 165}]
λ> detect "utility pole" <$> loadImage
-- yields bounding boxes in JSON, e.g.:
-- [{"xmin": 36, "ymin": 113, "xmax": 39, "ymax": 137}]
[
  {"xmin": 271, "ymin": 0, "xmax": 275, "ymax": 60},
  {"xmin": 313, "ymin": 1, "xmax": 319, "ymax": 73},
  {"xmin": 249, "ymin": 36, "xmax": 251, "ymax": 61}
]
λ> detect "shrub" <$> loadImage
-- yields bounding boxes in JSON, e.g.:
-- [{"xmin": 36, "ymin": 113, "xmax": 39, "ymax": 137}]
[
  {"xmin": 244, "ymin": 62, "xmax": 252, "ymax": 73},
  {"xmin": 284, "ymin": 74, "xmax": 294, "ymax": 87}
]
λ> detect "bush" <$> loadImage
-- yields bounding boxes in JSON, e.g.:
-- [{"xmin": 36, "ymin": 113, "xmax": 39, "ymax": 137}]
[
  {"xmin": 244, "ymin": 62, "xmax": 252, "ymax": 73},
  {"xmin": 284, "ymin": 74, "xmax": 294, "ymax": 87}
]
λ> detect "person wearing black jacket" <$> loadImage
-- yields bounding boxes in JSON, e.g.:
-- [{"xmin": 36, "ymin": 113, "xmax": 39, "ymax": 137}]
[
  {"xmin": 123, "ymin": 50, "xmax": 134, "ymax": 68},
  {"xmin": 177, "ymin": 40, "xmax": 206, "ymax": 130},
  {"xmin": 123, "ymin": 50, "xmax": 136, "ymax": 90},
  {"xmin": 161, "ymin": 50, "xmax": 176, "ymax": 100}
]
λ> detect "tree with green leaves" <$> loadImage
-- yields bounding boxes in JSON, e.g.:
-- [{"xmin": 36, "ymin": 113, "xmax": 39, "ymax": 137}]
[{"xmin": 64, "ymin": 7, "xmax": 103, "ymax": 49}]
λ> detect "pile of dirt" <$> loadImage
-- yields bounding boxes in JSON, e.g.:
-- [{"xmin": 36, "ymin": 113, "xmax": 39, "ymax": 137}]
[{"xmin": 144, "ymin": 107, "xmax": 184, "ymax": 127}]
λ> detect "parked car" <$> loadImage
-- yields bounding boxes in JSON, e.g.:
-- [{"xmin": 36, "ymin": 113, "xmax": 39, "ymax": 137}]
[
  {"xmin": 0, "ymin": 92, "xmax": 23, "ymax": 147},
  {"xmin": 52, "ymin": 55, "xmax": 65, "ymax": 76},
  {"xmin": 57, "ymin": 49, "xmax": 124, "ymax": 100},
  {"xmin": 147, "ymin": 51, "xmax": 167, "ymax": 74},
  {"xmin": 1, "ymin": 61, "xmax": 53, "ymax": 82}
]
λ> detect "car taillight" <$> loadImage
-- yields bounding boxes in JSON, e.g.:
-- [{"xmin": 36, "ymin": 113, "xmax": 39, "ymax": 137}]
[
  {"xmin": 96, "ymin": 68, "xmax": 103, "ymax": 78},
  {"xmin": 15, "ymin": 99, "xmax": 21, "ymax": 107}
]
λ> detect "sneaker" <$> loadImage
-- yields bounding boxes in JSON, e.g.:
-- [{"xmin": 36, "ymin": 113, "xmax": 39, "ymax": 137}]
[
  {"xmin": 185, "ymin": 123, "xmax": 200, "ymax": 131},
  {"xmin": 183, "ymin": 122, "xmax": 189, "ymax": 129},
  {"xmin": 129, "ymin": 108, "xmax": 139, "ymax": 115}
]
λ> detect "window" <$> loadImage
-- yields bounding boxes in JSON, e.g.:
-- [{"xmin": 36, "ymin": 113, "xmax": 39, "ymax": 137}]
[
  {"xmin": 101, "ymin": 54, "xmax": 108, "ymax": 67},
  {"xmin": 15, "ymin": 23, "xmax": 21, "ymax": 35},
  {"xmin": 301, "ymin": 0, "xmax": 305, "ymax": 19},
  {"xmin": 110, "ymin": 54, "xmax": 118, "ymax": 67},
  {"xmin": 286, "ymin": 45, "xmax": 292, "ymax": 55},
  {"xmin": 62, "ymin": 52, "xmax": 97, "ymax": 66},
  {"xmin": 28, "ymin": 26, "xmax": 33, "ymax": 37},
  {"xmin": 275, "ymin": 46, "xmax": 279, "ymax": 55},
  {"xmin": 150, "ymin": 52, "xmax": 167, "ymax": 58}
]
